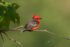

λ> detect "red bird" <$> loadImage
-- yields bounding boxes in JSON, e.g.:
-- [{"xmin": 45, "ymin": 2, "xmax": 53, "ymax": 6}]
[{"xmin": 23, "ymin": 15, "xmax": 42, "ymax": 32}]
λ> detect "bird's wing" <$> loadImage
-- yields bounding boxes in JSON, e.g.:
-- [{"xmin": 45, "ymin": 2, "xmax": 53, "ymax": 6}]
[{"xmin": 24, "ymin": 20, "xmax": 38, "ymax": 30}]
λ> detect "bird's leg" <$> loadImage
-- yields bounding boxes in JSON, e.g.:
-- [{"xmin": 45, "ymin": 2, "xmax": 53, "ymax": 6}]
[{"xmin": 2, "ymin": 32, "xmax": 23, "ymax": 47}]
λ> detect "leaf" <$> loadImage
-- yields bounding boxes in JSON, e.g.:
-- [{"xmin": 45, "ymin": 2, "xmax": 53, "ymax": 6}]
[
  {"xmin": 0, "ymin": 16, "xmax": 3, "ymax": 23},
  {"xmin": 12, "ymin": 3, "xmax": 20, "ymax": 9},
  {"xmin": 5, "ymin": 5, "xmax": 20, "ymax": 24},
  {"xmin": 0, "ymin": 2, "xmax": 20, "ymax": 29},
  {"xmin": 15, "ymin": 13, "xmax": 20, "ymax": 24}
]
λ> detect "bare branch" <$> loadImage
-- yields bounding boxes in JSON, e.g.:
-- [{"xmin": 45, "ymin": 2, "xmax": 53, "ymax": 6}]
[
  {"xmin": 34, "ymin": 30, "xmax": 55, "ymax": 35},
  {"xmin": 0, "ymin": 33, "xmax": 5, "ymax": 47},
  {"xmin": 2, "ymin": 32, "xmax": 23, "ymax": 47}
]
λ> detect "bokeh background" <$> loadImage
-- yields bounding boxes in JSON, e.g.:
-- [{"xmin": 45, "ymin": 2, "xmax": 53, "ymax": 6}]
[{"xmin": 0, "ymin": 0, "xmax": 70, "ymax": 47}]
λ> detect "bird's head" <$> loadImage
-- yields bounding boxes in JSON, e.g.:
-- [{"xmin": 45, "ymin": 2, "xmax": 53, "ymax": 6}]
[{"xmin": 33, "ymin": 15, "xmax": 42, "ymax": 20}]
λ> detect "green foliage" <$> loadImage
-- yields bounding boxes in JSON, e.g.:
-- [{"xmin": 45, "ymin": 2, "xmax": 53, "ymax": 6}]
[{"xmin": 0, "ymin": 2, "xmax": 20, "ymax": 29}]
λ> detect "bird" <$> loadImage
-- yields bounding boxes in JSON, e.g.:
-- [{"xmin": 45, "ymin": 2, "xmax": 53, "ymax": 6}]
[{"xmin": 22, "ymin": 15, "xmax": 42, "ymax": 32}]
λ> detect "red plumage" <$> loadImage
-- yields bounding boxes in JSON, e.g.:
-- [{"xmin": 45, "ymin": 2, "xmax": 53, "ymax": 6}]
[{"xmin": 23, "ymin": 15, "xmax": 42, "ymax": 32}]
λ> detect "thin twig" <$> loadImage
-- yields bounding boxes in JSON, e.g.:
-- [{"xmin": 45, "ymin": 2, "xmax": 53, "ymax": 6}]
[
  {"xmin": 12, "ymin": 25, "xmax": 24, "ymax": 30},
  {"xmin": 2, "ymin": 32, "xmax": 23, "ymax": 47},
  {"xmin": 34, "ymin": 30, "xmax": 55, "ymax": 35},
  {"xmin": 0, "ymin": 33, "xmax": 5, "ymax": 47}
]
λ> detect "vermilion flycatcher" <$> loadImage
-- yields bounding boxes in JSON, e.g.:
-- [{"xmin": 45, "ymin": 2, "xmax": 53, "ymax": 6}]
[{"xmin": 23, "ymin": 15, "xmax": 42, "ymax": 32}]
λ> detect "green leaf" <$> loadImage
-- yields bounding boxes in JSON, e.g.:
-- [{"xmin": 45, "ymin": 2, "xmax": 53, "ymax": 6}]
[
  {"xmin": 12, "ymin": 3, "xmax": 20, "ymax": 9},
  {"xmin": 0, "ymin": 16, "xmax": 3, "ymax": 23},
  {"xmin": 15, "ymin": 13, "xmax": 20, "ymax": 24},
  {"xmin": 0, "ymin": 2, "xmax": 20, "ymax": 29}
]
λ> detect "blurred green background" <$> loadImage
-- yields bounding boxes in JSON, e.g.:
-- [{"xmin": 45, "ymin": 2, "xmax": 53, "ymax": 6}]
[{"xmin": 0, "ymin": 0, "xmax": 70, "ymax": 47}]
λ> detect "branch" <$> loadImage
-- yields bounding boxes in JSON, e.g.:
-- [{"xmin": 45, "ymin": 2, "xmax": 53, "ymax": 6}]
[
  {"xmin": 34, "ymin": 30, "xmax": 55, "ymax": 35},
  {"xmin": 2, "ymin": 32, "xmax": 23, "ymax": 47},
  {"xmin": 0, "ymin": 25, "xmax": 55, "ymax": 35},
  {"xmin": 0, "ymin": 25, "xmax": 24, "ymax": 31},
  {"xmin": 12, "ymin": 25, "xmax": 24, "ymax": 30}
]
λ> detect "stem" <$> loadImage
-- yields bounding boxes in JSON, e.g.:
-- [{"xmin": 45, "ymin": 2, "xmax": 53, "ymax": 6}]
[
  {"xmin": 0, "ymin": 33, "xmax": 5, "ymax": 47},
  {"xmin": 2, "ymin": 32, "xmax": 23, "ymax": 47},
  {"xmin": 34, "ymin": 30, "xmax": 55, "ymax": 35},
  {"xmin": 12, "ymin": 25, "xmax": 24, "ymax": 30}
]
